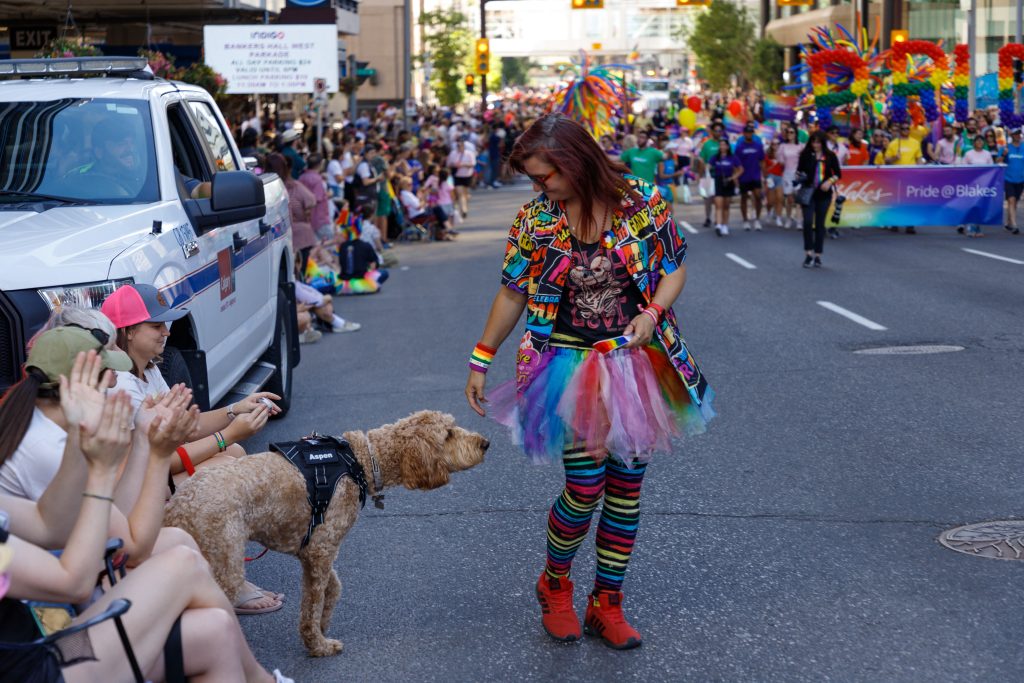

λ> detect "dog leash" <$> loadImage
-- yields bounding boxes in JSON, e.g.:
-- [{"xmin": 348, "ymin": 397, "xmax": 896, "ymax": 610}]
[{"xmin": 245, "ymin": 545, "xmax": 269, "ymax": 562}]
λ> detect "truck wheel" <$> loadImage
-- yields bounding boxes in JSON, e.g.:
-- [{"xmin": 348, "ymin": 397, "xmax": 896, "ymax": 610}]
[
  {"xmin": 263, "ymin": 287, "xmax": 294, "ymax": 416},
  {"xmin": 158, "ymin": 346, "xmax": 193, "ymax": 391}
]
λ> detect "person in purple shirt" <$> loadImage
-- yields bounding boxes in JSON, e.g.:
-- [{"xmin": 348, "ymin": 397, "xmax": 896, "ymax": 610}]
[
  {"xmin": 734, "ymin": 123, "xmax": 766, "ymax": 231},
  {"xmin": 711, "ymin": 139, "xmax": 743, "ymax": 236}
]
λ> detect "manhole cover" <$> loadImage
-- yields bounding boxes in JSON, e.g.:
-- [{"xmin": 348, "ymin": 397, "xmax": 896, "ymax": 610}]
[
  {"xmin": 938, "ymin": 520, "xmax": 1024, "ymax": 560},
  {"xmin": 854, "ymin": 344, "xmax": 965, "ymax": 356}
]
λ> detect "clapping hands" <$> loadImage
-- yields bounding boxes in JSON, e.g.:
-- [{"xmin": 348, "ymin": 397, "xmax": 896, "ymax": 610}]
[
  {"xmin": 77, "ymin": 389, "xmax": 134, "ymax": 474},
  {"xmin": 59, "ymin": 350, "xmax": 113, "ymax": 433},
  {"xmin": 146, "ymin": 400, "xmax": 201, "ymax": 457}
]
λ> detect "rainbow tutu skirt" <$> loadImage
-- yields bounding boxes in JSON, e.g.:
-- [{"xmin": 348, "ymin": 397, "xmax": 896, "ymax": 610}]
[{"xmin": 489, "ymin": 343, "xmax": 715, "ymax": 466}]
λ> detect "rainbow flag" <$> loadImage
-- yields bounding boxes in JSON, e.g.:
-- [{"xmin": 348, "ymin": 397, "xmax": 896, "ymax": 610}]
[
  {"xmin": 764, "ymin": 95, "xmax": 796, "ymax": 122},
  {"xmin": 723, "ymin": 111, "xmax": 746, "ymax": 135}
]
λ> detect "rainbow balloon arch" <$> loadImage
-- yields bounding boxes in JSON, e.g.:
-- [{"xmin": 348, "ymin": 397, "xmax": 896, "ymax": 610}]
[{"xmin": 790, "ymin": 23, "xmax": 1024, "ymax": 130}]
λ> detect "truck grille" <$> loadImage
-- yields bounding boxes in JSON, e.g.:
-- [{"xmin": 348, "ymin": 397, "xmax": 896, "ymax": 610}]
[{"xmin": 0, "ymin": 294, "xmax": 21, "ymax": 391}]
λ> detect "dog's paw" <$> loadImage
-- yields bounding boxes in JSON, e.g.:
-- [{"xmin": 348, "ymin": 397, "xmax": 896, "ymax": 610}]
[{"xmin": 307, "ymin": 638, "xmax": 344, "ymax": 657}]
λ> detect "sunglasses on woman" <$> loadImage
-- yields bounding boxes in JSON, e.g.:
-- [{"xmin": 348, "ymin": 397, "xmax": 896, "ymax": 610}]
[
  {"xmin": 526, "ymin": 168, "xmax": 557, "ymax": 190},
  {"xmin": 65, "ymin": 323, "xmax": 111, "ymax": 347}
]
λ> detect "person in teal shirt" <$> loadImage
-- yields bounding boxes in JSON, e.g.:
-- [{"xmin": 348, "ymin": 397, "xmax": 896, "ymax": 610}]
[{"xmin": 620, "ymin": 131, "xmax": 663, "ymax": 184}]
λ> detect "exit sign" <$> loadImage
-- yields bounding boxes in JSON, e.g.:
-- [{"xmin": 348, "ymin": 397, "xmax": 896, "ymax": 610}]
[{"xmin": 11, "ymin": 26, "xmax": 57, "ymax": 51}]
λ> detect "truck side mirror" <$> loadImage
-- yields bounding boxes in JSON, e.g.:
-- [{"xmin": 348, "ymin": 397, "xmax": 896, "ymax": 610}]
[{"xmin": 187, "ymin": 171, "xmax": 267, "ymax": 232}]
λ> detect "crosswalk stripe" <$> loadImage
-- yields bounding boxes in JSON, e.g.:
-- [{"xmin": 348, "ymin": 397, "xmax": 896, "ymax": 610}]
[{"xmin": 725, "ymin": 253, "xmax": 756, "ymax": 269}]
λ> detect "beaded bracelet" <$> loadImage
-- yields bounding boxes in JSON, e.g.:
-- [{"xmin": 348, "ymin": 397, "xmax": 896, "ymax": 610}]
[
  {"xmin": 469, "ymin": 342, "xmax": 497, "ymax": 374},
  {"xmin": 214, "ymin": 432, "xmax": 227, "ymax": 452}
]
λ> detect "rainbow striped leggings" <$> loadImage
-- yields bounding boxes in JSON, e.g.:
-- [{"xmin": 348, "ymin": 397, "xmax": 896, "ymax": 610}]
[{"xmin": 545, "ymin": 440, "xmax": 648, "ymax": 592}]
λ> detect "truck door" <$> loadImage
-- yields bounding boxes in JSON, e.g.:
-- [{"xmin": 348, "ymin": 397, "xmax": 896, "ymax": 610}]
[{"xmin": 165, "ymin": 98, "xmax": 274, "ymax": 403}]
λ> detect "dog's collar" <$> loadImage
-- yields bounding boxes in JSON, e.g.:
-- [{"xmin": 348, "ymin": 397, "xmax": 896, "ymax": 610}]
[{"xmin": 362, "ymin": 432, "xmax": 385, "ymax": 510}]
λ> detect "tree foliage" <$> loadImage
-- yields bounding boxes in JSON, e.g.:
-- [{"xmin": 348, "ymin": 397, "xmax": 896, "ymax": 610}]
[
  {"xmin": 685, "ymin": 1, "xmax": 755, "ymax": 91},
  {"xmin": 501, "ymin": 57, "xmax": 533, "ymax": 87},
  {"xmin": 750, "ymin": 37, "xmax": 785, "ymax": 92},
  {"xmin": 419, "ymin": 9, "xmax": 472, "ymax": 106}
]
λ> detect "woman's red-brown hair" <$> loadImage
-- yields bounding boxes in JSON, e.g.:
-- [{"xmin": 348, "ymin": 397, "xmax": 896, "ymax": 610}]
[{"xmin": 508, "ymin": 113, "xmax": 641, "ymax": 234}]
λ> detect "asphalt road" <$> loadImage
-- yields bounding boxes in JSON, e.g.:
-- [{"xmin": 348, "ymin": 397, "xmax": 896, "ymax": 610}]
[{"xmin": 240, "ymin": 182, "xmax": 1024, "ymax": 682}]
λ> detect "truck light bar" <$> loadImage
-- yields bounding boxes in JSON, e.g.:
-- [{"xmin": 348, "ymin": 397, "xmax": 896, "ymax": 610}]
[{"xmin": 0, "ymin": 57, "xmax": 153, "ymax": 78}]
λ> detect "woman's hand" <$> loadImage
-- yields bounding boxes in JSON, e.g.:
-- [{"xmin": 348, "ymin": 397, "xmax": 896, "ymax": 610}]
[
  {"xmin": 233, "ymin": 392, "xmax": 282, "ymax": 418},
  {"xmin": 136, "ymin": 384, "xmax": 193, "ymax": 434},
  {"xmin": 465, "ymin": 371, "xmax": 488, "ymax": 417},
  {"xmin": 225, "ymin": 403, "xmax": 271, "ymax": 443},
  {"xmin": 623, "ymin": 307, "xmax": 657, "ymax": 349},
  {"xmin": 147, "ymin": 403, "xmax": 201, "ymax": 457},
  {"xmin": 79, "ymin": 390, "xmax": 134, "ymax": 474},
  {"xmin": 59, "ymin": 350, "xmax": 109, "ymax": 433}
]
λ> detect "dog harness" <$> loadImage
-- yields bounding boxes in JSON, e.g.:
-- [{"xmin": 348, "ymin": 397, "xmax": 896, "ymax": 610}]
[{"xmin": 270, "ymin": 434, "xmax": 369, "ymax": 548}]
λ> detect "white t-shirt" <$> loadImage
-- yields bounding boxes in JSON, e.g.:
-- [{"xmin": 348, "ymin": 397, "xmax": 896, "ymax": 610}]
[
  {"xmin": 326, "ymin": 159, "xmax": 344, "ymax": 189},
  {"xmin": 356, "ymin": 161, "xmax": 374, "ymax": 181},
  {"xmin": 447, "ymin": 148, "xmax": 477, "ymax": 178},
  {"xmin": 400, "ymin": 189, "xmax": 425, "ymax": 218},
  {"xmin": 0, "ymin": 408, "xmax": 67, "ymax": 501},
  {"xmin": 112, "ymin": 366, "xmax": 170, "ymax": 417},
  {"xmin": 961, "ymin": 149, "xmax": 994, "ymax": 166}
]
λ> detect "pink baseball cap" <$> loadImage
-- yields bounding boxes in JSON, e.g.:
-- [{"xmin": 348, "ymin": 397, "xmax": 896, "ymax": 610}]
[{"xmin": 101, "ymin": 284, "xmax": 187, "ymax": 329}]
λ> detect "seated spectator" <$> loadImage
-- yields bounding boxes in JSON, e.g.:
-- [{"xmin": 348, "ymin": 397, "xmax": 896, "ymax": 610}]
[
  {"xmin": 398, "ymin": 176, "xmax": 454, "ymax": 240},
  {"xmin": 422, "ymin": 167, "xmax": 457, "ymax": 233},
  {"xmin": 99, "ymin": 286, "xmax": 285, "ymax": 614},
  {"xmin": 0, "ymin": 359, "xmax": 294, "ymax": 683},
  {"xmin": 296, "ymin": 281, "xmax": 361, "ymax": 334}
]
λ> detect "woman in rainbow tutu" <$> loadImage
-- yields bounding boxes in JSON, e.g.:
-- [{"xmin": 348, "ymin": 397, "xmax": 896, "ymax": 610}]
[{"xmin": 465, "ymin": 113, "xmax": 714, "ymax": 650}]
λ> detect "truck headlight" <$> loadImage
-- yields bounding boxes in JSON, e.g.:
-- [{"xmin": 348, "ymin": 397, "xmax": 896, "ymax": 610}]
[{"xmin": 37, "ymin": 279, "xmax": 135, "ymax": 312}]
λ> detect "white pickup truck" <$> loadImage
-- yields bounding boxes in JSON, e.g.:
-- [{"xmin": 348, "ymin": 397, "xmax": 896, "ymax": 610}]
[{"xmin": 0, "ymin": 57, "xmax": 299, "ymax": 414}]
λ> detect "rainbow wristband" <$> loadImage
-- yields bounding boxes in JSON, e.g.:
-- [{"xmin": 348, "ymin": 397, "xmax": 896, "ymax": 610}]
[
  {"xmin": 469, "ymin": 342, "xmax": 496, "ymax": 374},
  {"xmin": 214, "ymin": 432, "xmax": 227, "ymax": 452}
]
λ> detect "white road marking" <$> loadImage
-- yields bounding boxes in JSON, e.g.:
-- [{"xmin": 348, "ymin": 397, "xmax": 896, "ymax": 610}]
[
  {"xmin": 962, "ymin": 248, "xmax": 1024, "ymax": 265},
  {"xmin": 724, "ymin": 252, "xmax": 757, "ymax": 269},
  {"xmin": 679, "ymin": 220, "xmax": 699, "ymax": 235},
  {"xmin": 816, "ymin": 301, "xmax": 888, "ymax": 331}
]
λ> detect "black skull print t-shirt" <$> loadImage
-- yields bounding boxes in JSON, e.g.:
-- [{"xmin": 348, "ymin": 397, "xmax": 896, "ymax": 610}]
[{"xmin": 553, "ymin": 236, "xmax": 646, "ymax": 347}]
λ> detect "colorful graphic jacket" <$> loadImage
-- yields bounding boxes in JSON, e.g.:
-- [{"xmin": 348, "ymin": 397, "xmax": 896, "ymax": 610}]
[{"xmin": 501, "ymin": 175, "xmax": 710, "ymax": 408}]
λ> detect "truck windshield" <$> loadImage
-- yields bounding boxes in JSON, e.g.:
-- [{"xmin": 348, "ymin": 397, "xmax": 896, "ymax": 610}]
[
  {"xmin": 639, "ymin": 80, "xmax": 669, "ymax": 93},
  {"xmin": 0, "ymin": 98, "xmax": 158, "ymax": 204}
]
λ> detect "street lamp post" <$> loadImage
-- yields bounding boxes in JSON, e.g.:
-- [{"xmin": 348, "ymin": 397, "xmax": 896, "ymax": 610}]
[{"xmin": 480, "ymin": 0, "xmax": 488, "ymax": 114}]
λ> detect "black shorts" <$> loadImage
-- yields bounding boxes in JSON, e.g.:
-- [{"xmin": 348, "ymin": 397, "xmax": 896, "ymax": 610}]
[
  {"xmin": 1006, "ymin": 181, "xmax": 1024, "ymax": 201},
  {"xmin": 714, "ymin": 180, "xmax": 736, "ymax": 198},
  {"xmin": 453, "ymin": 175, "xmax": 472, "ymax": 187},
  {"xmin": 739, "ymin": 180, "xmax": 763, "ymax": 194}
]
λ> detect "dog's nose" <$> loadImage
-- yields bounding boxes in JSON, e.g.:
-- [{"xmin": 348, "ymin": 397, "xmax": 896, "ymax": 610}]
[{"xmin": 481, "ymin": 438, "xmax": 490, "ymax": 451}]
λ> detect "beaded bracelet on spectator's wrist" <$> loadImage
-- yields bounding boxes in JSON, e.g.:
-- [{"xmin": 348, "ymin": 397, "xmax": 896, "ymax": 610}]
[{"xmin": 469, "ymin": 342, "xmax": 497, "ymax": 374}]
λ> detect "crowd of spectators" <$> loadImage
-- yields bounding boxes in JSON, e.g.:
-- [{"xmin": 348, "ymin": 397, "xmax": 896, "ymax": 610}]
[{"xmin": 231, "ymin": 101, "xmax": 545, "ymax": 343}]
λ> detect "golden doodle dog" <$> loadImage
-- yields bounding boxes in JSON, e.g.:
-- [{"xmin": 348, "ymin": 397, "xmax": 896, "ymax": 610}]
[{"xmin": 164, "ymin": 410, "xmax": 489, "ymax": 657}]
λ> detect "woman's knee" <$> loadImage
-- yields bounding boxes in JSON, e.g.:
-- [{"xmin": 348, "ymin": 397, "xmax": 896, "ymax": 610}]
[
  {"xmin": 159, "ymin": 544, "xmax": 211, "ymax": 580},
  {"xmin": 156, "ymin": 526, "xmax": 200, "ymax": 552}
]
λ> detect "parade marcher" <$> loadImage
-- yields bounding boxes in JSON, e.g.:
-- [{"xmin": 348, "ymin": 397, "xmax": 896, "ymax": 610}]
[
  {"xmin": 957, "ymin": 135, "xmax": 994, "ymax": 237},
  {"xmin": 776, "ymin": 126, "xmax": 802, "ymax": 229},
  {"xmin": 447, "ymin": 138, "xmax": 477, "ymax": 219},
  {"xmin": 930, "ymin": 124, "xmax": 958, "ymax": 165},
  {"xmin": 734, "ymin": 122, "xmax": 765, "ymax": 231},
  {"xmin": 620, "ymin": 131, "xmax": 663, "ymax": 185},
  {"xmin": 764, "ymin": 140, "xmax": 784, "ymax": 225},
  {"xmin": 465, "ymin": 113, "xmax": 713, "ymax": 650},
  {"xmin": 884, "ymin": 123, "xmax": 923, "ymax": 234},
  {"xmin": 796, "ymin": 131, "xmax": 841, "ymax": 268},
  {"xmin": 845, "ymin": 128, "xmax": 869, "ymax": 166},
  {"xmin": 1002, "ymin": 128, "xmax": 1023, "ymax": 234},
  {"xmin": 697, "ymin": 122, "xmax": 726, "ymax": 228},
  {"xmin": 710, "ymin": 139, "xmax": 742, "ymax": 236}
]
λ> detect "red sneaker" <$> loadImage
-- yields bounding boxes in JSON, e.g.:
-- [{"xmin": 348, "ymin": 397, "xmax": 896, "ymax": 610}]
[
  {"xmin": 535, "ymin": 573, "xmax": 581, "ymax": 642},
  {"xmin": 584, "ymin": 590, "xmax": 642, "ymax": 650}
]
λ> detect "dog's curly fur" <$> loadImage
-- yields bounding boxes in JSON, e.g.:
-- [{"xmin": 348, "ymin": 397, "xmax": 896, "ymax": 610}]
[{"xmin": 164, "ymin": 410, "xmax": 488, "ymax": 657}]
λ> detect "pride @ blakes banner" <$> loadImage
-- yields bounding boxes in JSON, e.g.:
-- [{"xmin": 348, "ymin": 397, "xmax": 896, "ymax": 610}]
[{"xmin": 833, "ymin": 166, "xmax": 1005, "ymax": 228}]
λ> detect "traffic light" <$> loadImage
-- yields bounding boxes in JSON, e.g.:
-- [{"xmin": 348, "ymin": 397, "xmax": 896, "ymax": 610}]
[
  {"xmin": 465, "ymin": 75, "xmax": 475, "ymax": 94},
  {"xmin": 778, "ymin": 0, "xmax": 813, "ymax": 5},
  {"xmin": 475, "ymin": 38, "xmax": 490, "ymax": 75},
  {"xmin": 571, "ymin": 0, "xmax": 604, "ymax": 8},
  {"xmin": 891, "ymin": 30, "xmax": 909, "ymax": 44},
  {"xmin": 677, "ymin": 0, "xmax": 711, "ymax": 6}
]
